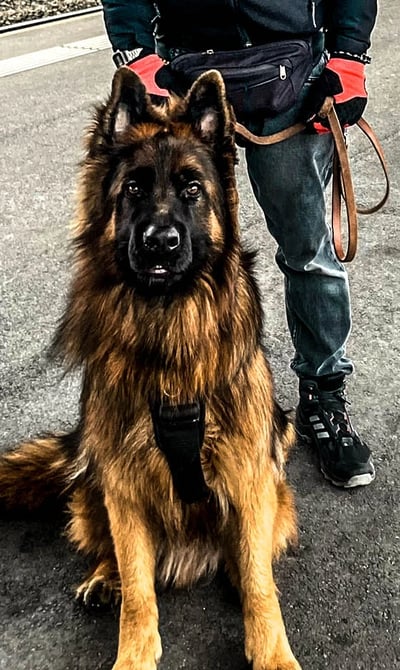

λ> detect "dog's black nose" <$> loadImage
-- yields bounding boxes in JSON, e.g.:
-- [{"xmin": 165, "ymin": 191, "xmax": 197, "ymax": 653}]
[{"xmin": 143, "ymin": 224, "xmax": 181, "ymax": 252}]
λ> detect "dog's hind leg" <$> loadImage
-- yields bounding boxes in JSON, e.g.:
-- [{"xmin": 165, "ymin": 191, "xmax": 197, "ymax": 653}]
[
  {"xmin": 76, "ymin": 558, "xmax": 121, "ymax": 610},
  {"xmin": 67, "ymin": 482, "xmax": 120, "ymax": 609}
]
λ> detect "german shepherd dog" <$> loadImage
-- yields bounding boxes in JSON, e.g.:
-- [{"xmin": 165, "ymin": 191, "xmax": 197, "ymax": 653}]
[{"xmin": 0, "ymin": 68, "xmax": 301, "ymax": 670}]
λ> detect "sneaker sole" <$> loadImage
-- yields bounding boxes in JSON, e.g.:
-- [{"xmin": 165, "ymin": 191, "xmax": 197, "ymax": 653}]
[
  {"xmin": 321, "ymin": 463, "xmax": 376, "ymax": 488},
  {"xmin": 296, "ymin": 426, "xmax": 376, "ymax": 488}
]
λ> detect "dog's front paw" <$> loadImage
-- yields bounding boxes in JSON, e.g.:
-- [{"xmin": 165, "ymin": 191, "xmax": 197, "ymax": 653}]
[
  {"xmin": 252, "ymin": 659, "xmax": 302, "ymax": 670},
  {"xmin": 249, "ymin": 644, "xmax": 302, "ymax": 670},
  {"xmin": 112, "ymin": 660, "xmax": 159, "ymax": 670},
  {"xmin": 244, "ymin": 615, "xmax": 301, "ymax": 670},
  {"xmin": 112, "ymin": 622, "xmax": 162, "ymax": 670}
]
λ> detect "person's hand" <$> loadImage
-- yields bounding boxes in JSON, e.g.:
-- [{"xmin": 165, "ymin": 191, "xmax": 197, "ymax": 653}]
[{"xmin": 303, "ymin": 57, "xmax": 367, "ymax": 133}]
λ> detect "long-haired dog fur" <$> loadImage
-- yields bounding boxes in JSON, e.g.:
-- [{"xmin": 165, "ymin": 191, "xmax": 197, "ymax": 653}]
[{"xmin": 0, "ymin": 68, "xmax": 301, "ymax": 669}]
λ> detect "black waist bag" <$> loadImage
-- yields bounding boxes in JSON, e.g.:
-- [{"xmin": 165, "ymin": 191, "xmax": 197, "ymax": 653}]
[{"xmin": 169, "ymin": 39, "xmax": 314, "ymax": 121}]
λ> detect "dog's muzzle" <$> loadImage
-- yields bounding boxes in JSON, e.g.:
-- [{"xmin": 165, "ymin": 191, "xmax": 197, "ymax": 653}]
[{"xmin": 126, "ymin": 220, "xmax": 193, "ymax": 290}]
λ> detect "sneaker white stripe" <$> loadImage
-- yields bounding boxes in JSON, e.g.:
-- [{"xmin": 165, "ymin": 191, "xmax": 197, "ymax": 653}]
[{"xmin": 312, "ymin": 422, "xmax": 325, "ymax": 431}]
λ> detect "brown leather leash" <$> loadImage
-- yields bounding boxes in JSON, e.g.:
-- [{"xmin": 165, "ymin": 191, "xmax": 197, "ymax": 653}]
[{"xmin": 235, "ymin": 98, "xmax": 390, "ymax": 262}]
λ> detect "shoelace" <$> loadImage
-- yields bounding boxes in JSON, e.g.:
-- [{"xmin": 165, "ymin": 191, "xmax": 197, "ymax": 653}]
[
  {"xmin": 303, "ymin": 386, "xmax": 356, "ymax": 440},
  {"xmin": 317, "ymin": 389, "xmax": 356, "ymax": 439}
]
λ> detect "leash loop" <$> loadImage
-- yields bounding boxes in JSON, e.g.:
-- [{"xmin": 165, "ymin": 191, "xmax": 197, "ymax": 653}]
[
  {"xmin": 327, "ymin": 102, "xmax": 358, "ymax": 262},
  {"xmin": 354, "ymin": 117, "xmax": 390, "ymax": 215},
  {"xmin": 234, "ymin": 101, "xmax": 389, "ymax": 262}
]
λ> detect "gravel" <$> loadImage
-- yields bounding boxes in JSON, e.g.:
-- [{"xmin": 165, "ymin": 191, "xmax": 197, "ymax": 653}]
[{"xmin": 0, "ymin": 1, "xmax": 101, "ymax": 27}]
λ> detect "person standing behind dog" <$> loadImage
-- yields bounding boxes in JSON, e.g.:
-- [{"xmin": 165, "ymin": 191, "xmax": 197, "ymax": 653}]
[{"xmin": 100, "ymin": 0, "xmax": 377, "ymax": 489}]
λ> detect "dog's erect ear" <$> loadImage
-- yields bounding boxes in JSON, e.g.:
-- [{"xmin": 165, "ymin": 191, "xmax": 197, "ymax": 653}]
[
  {"xmin": 185, "ymin": 70, "xmax": 234, "ymax": 145},
  {"xmin": 103, "ymin": 67, "xmax": 153, "ymax": 140}
]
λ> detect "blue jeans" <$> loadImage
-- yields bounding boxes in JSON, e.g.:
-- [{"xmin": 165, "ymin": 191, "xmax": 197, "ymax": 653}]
[{"xmin": 244, "ymin": 56, "xmax": 354, "ymax": 379}]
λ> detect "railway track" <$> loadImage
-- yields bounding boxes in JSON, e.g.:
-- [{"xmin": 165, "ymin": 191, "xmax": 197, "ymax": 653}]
[{"xmin": 0, "ymin": 5, "xmax": 102, "ymax": 34}]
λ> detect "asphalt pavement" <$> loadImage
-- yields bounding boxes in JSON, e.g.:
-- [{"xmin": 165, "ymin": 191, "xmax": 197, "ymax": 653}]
[{"xmin": 0, "ymin": 5, "xmax": 399, "ymax": 670}]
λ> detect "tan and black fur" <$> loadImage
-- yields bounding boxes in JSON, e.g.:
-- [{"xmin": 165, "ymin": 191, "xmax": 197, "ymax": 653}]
[{"xmin": 0, "ymin": 68, "xmax": 301, "ymax": 669}]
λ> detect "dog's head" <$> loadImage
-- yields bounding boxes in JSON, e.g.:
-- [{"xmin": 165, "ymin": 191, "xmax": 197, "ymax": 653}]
[{"xmin": 77, "ymin": 67, "xmax": 239, "ymax": 298}]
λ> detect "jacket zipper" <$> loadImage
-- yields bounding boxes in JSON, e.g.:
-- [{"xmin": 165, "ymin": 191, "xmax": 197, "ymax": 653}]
[
  {"xmin": 230, "ymin": 0, "xmax": 252, "ymax": 46},
  {"xmin": 311, "ymin": 1, "xmax": 317, "ymax": 28}
]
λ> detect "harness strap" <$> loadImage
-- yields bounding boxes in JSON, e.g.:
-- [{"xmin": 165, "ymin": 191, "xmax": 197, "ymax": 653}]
[
  {"xmin": 151, "ymin": 400, "xmax": 209, "ymax": 504},
  {"xmin": 234, "ymin": 99, "xmax": 390, "ymax": 262}
]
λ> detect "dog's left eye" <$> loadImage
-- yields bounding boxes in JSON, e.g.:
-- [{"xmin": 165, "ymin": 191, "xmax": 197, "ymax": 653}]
[
  {"xmin": 124, "ymin": 180, "xmax": 143, "ymax": 199},
  {"xmin": 182, "ymin": 181, "xmax": 201, "ymax": 200}
]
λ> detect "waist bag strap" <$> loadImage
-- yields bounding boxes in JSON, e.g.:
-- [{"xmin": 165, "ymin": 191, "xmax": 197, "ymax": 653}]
[{"xmin": 151, "ymin": 400, "xmax": 209, "ymax": 504}]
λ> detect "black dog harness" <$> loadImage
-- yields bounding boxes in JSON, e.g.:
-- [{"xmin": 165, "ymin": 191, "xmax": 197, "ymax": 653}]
[{"xmin": 151, "ymin": 400, "xmax": 210, "ymax": 504}]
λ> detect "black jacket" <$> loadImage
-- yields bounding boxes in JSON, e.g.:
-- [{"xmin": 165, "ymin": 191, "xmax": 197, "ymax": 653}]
[{"xmin": 101, "ymin": 0, "xmax": 377, "ymax": 57}]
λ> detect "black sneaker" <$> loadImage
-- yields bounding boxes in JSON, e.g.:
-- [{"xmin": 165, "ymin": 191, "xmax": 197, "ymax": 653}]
[{"xmin": 296, "ymin": 378, "xmax": 375, "ymax": 488}]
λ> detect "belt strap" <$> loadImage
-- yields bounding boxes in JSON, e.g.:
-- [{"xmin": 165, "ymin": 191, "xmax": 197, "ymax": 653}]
[
  {"xmin": 151, "ymin": 400, "xmax": 209, "ymax": 504},
  {"xmin": 234, "ymin": 99, "xmax": 390, "ymax": 262}
]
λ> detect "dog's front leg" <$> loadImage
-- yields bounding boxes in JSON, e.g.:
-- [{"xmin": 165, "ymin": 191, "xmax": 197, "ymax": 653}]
[
  {"xmin": 105, "ymin": 490, "xmax": 162, "ymax": 670},
  {"xmin": 236, "ymin": 480, "xmax": 301, "ymax": 670}
]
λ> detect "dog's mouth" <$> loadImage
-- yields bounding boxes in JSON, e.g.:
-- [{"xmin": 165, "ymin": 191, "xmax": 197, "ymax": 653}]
[
  {"xmin": 146, "ymin": 265, "xmax": 170, "ymax": 277},
  {"xmin": 140, "ymin": 264, "xmax": 180, "ymax": 288},
  {"xmin": 136, "ymin": 260, "xmax": 185, "ymax": 291}
]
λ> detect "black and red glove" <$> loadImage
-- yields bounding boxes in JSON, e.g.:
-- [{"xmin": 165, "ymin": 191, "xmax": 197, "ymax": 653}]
[
  {"xmin": 303, "ymin": 57, "xmax": 368, "ymax": 133},
  {"xmin": 115, "ymin": 50, "xmax": 181, "ymax": 104},
  {"xmin": 127, "ymin": 52, "xmax": 170, "ymax": 100}
]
